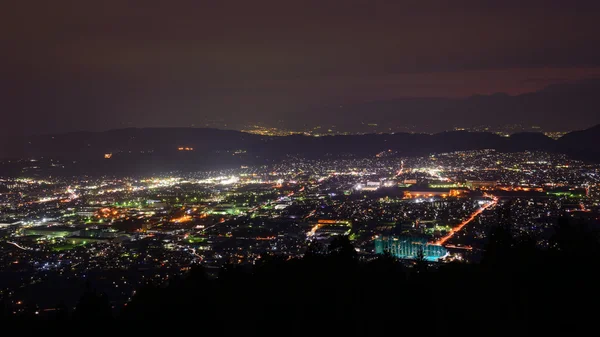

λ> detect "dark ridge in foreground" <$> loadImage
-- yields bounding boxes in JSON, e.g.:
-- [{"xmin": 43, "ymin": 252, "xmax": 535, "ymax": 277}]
[
  {"xmin": 1, "ymin": 125, "xmax": 599, "ymax": 175},
  {"xmin": 3, "ymin": 216, "xmax": 599, "ymax": 334}
]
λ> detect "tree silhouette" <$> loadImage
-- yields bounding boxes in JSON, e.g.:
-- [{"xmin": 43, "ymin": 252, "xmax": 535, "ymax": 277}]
[
  {"xmin": 72, "ymin": 283, "xmax": 112, "ymax": 321},
  {"xmin": 550, "ymin": 214, "xmax": 599, "ymax": 259},
  {"xmin": 54, "ymin": 301, "xmax": 69, "ymax": 321},
  {"xmin": 327, "ymin": 235, "xmax": 357, "ymax": 261},
  {"xmin": 483, "ymin": 224, "xmax": 513, "ymax": 265},
  {"xmin": 415, "ymin": 245, "xmax": 427, "ymax": 273},
  {"xmin": 304, "ymin": 239, "xmax": 325, "ymax": 259}
]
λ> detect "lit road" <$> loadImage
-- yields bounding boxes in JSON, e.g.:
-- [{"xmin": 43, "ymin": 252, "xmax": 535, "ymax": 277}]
[
  {"xmin": 417, "ymin": 166, "xmax": 497, "ymax": 246},
  {"xmin": 433, "ymin": 197, "xmax": 498, "ymax": 246},
  {"xmin": 444, "ymin": 244, "xmax": 473, "ymax": 250},
  {"xmin": 7, "ymin": 241, "xmax": 29, "ymax": 250},
  {"xmin": 396, "ymin": 160, "xmax": 404, "ymax": 176},
  {"xmin": 307, "ymin": 221, "xmax": 320, "ymax": 237},
  {"xmin": 304, "ymin": 209, "xmax": 317, "ymax": 220}
]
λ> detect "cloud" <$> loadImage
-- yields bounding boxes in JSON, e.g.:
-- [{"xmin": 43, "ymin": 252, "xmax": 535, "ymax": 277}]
[{"xmin": 2, "ymin": 1, "xmax": 600, "ymax": 136}]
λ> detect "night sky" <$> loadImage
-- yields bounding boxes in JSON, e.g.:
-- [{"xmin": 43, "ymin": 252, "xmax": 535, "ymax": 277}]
[{"xmin": 3, "ymin": 0, "xmax": 600, "ymax": 136}]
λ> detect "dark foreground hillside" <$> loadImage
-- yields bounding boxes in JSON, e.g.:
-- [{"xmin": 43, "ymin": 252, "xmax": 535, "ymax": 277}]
[{"xmin": 2, "ymin": 216, "xmax": 599, "ymax": 335}]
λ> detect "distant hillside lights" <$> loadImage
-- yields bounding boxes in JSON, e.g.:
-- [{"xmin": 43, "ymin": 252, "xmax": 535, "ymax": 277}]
[
  {"xmin": 104, "ymin": 153, "xmax": 112, "ymax": 159},
  {"xmin": 178, "ymin": 147, "xmax": 194, "ymax": 151}
]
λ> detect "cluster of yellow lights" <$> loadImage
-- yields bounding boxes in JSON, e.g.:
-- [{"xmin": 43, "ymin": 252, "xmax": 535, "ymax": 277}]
[
  {"xmin": 404, "ymin": 190, "xmax": 462, "ymax": 198},
  {"xmin": 171, "ymin": 215, "xmax": 192, "ymax": 223},
  {"xmin": 178, "ymin": 147, "xmax": 194, "ymax": 151}
]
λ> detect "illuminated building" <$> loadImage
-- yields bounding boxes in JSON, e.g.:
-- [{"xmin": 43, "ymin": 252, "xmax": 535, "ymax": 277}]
[
  {"xmin": 374, "ymin": 235, "xmax": 448, "ymax": 261},
  {"xmin": 403, "ymin": 186, "xmax": 466, "ymax": 198},
  {"xmin": 356, "ymin": 182, "xmax": 380, "ymax": 191},
  {"xmin": 77, "ymin": 207, "xmax": 100, "ymax": 217},
  {"xmin": 147, "ymin": 199, "xmax": 167, "ymax": 209},
  {"xmin": 428, "ymin": 183, "xmax": 462, "ymax": 189},
  {"xmin": 104, "ymin": 153, "xmax": 112, "ymax": 159},
  {"xmin": 466, "ymin": 180, "xmax": 497, "ymax": 190},
  {"xmin": 308, "ymin": 219, "xmax": 352, "ymax": 238}
]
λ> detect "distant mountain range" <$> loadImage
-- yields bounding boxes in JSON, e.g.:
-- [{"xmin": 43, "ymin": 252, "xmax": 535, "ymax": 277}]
[
  {"xmin": 299, "ymin": 79, "xmax": 600, "ymax": 133},
  {"xmin": 1, "ymin": 124, "xmax": 599, "ymax": 176},
  {"xmin": 4, "ymin": 78, "xmax": 600, "ymax": 138}
]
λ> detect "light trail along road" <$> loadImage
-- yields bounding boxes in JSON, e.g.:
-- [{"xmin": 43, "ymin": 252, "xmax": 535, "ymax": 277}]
[
  {"xmin": 433, "ymin": 196, "xmax": 498, "ymax": 246},
  {"xmin": 7, "ymin": 241, "xmax": 29, "ymax": 250}
]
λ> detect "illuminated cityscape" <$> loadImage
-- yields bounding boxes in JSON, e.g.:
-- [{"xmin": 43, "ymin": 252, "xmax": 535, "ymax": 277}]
[
  {"xmin": 4, "ymin": 0, "xmax": 600, "ymax": 331},
  {"xmin": 1, "ymin": 149, "xmax": 599, "ymax": 320}
]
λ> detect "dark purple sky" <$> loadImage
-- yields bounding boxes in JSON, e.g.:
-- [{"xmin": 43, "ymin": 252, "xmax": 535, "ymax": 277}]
[{"xmin": 3, "ymin": 0, "xmax": 600, "ymax": 135}]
